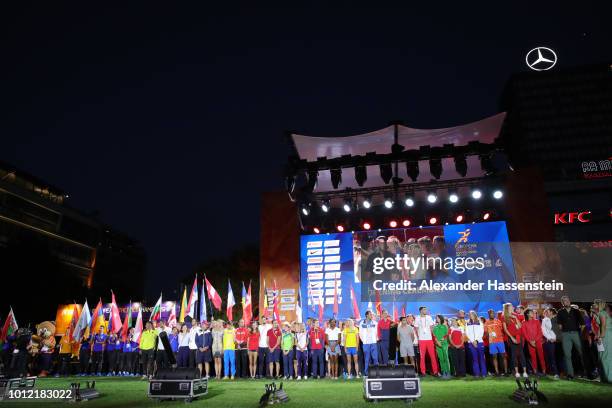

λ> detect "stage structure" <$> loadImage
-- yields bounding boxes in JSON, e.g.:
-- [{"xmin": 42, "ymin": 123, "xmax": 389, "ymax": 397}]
[{"xmin": 276, "ymin": 113, "xmax": 523, "ymax": 320}]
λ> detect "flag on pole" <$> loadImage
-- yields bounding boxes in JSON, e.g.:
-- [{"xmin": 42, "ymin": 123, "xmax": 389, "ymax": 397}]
[
  {"xmin": 205, "ymin": 276, "xmax": 222, "ymax": 311},
  {"xmin": 73, "ymin": 300, "xmax": 91, "ymax": 342},
  {"xmin": 332, "ymin": 276, "xmax": 339, "ymax": 317},
  {"xmin": 318, "ymin": 296, "xmax": 324, "ymax": 323},
  {"xmin": 67, "ymin": 303, "xmax": 79, "ymax": 339},
  {"xmin": 199, "ymin": 280, "xmax": 207, "ymax": 322},
  {"xmin": 295, "ymin": 290, "xmax": 303, "ymax": 324},
  {"xmin": 350, "ymin": 284, "xmax": 361, "ymax": 320},
  {"xmin": 272, "ymin": 280, "xmax": 280, "ymax": 321},
  {"xmin": 110, "ymin": 291, "xmax": 123, "ymax": 334},
  {"xmin": 90, "ymin": 298, "xmax": 104, "ymax": 333},
  {"xmin": 151, "ymin": 293, "xmax": 163, "ymax": 322},
  {"xmin": 367, "ymin": 300, "xmax": 373, "ymax": 315},
  {"xmin": 262, "ymin": 279, "xmax": 270, "ymax": 318},
  {"xmin": 226, "ymin": 280, "xmax": 236, "ymax": 321},
  {"xmin": 121, "ymin": 301, "xmax": 132, "ymax": 342},
  {"xmin": 168, "ymin": 301, "xmax": 178, "ymax": 327},
  {"xmin": 393, "ymin": 302, "xmax": 398, "ymax": 323},
  {"xmin": 179, "ymin": 286, "xmax": 188, "ymax": 323},
  {"xmin": 133, "ymin": 306, "xmax": 143, "ymax": 343},
  {"xmin": 401, "ymin": 304, "xmax": 406, "ymax": 318},
  {"xmin": 186, "ymin": 275, "xmax": 198, "ymax": 319},
  {"xmin": 241, "ymin": 282, "xmax": 252, "ymax": 325},
  {"xmin": 0, "ymin": 307, "xmax": 18, "ymax": 343},
  {"xmin": 375, "ymin": 290, "xmax": 382, "ymax": 317}
]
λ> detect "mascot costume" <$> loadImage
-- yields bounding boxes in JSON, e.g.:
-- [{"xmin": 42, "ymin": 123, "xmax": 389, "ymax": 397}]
[{"xmin": 31, "ymin": 321, "xmax": 56, "ymax": 376}]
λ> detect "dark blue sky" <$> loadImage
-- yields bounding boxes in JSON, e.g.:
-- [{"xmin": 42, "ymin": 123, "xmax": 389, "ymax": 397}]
[{"xmin": 2, "ymin": 2, "xmax": 610, "ymax": 296}]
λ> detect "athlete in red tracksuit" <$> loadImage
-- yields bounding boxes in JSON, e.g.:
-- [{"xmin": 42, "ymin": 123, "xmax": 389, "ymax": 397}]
[{"xmin": 521, "ymin": 309, "xmax": 546, "ymax": 375}]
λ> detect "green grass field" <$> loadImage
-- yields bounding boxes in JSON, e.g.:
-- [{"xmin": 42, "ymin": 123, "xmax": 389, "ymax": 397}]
[{"xmin": 4, "ymin": 376, "xmax": 612, "ymax": 408}]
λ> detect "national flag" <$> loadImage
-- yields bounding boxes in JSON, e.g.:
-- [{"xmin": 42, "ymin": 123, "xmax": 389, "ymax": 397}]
[
  {"xmin": 367, "ymin": 300, "xmax": 373, "ymax": 314},
  {"xmin": 332, "ymin": 276, "xmax": 339, "ymax": 317},
  {"xmin": 186, "ymin": 275, "xmax": 198, "ymax": 318},
  {"xmin": 205, "ymin": 276, "xmax": 222, "ymax": 311},
  {"xmin": 90, "ymin": 299, "xmax": 104, "ymax": 333},
  {"xmin": 133, "ymin": 306, "xmax": 143, "ymax": 343},
  {"xmin": 151, "ymin": 293, "xmax": 163, "ymax": 322},
  {"xmin": 0, "ymin": 307, "xmax": 18, "ymax": 343},
  {"xmin": 199, "ymin": 280, "xmax": 207, "ymax": 322},
  {"xmin": 262, "ymin": 279, "xmax": 270, "ymax": 318},
  {"xmin": 120, "ymin": 302, "xmax": 132, "ymax": 342},
  {"xmin": 73, "ymin": 300, "xmax": 91, "ymax": 342},
  {"xmin": 67, "ymin": 303, "xmax": 79, "ymax": 339},
  {"xmin": 401, "ymin": 304, "xmax": 406, "ymax": 318},
  {"xmin": 350, "ymin": 284, "xmax": 361, "ymax": 320},
  {"xmin": 168, "ymin": 301, "xmax": 177, "ymax": 327},
  {"xmin": 295, "ymin": 291, "xmax": 303, "ymax": 323},
  {"xmin": 109, "ymin": 291, "xmax": 123, "ymax": 334},
  {"xmin": 227, "ymin": 280, "xmax": 236, "ymax": 321},
  {"xmin": 318, "ymin": 295, "xmax": 325, "ymax": 323},
  {"xmin": 375, "ymin": 289, "xmax": 382, "ymax": 317},
  {"xmin": 179, "ymin": 286, "xmax": 188, "ymax": 323},
  {"xmin": 393, "ymin": 302, "xmax": 398, "ymax": 323},
  {"xmin": 242, "ymin": 282, "xmax": 253, "ymax": 325},
  {"xmin": 272, "ymin": 280, "xmax": 280, "ymax": 321}
]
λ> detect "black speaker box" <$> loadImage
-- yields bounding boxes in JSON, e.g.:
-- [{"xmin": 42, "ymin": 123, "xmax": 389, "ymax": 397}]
[
  {"xmin": 154, "ymin": 368, "xmax": 200, "ymax": 380},
  {"xmin": 367, "ymin": 364, "xmax": 416, "ymax": 379}
]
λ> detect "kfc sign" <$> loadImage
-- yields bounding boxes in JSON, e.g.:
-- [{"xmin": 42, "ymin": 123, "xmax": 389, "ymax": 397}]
[{"xmin": 554, "ymin": 211, "xmax": 591, "ymax": 224}]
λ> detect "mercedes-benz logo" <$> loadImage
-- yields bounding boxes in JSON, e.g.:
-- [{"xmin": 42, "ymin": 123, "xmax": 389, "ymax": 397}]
[{"xmin": 525, "ymin": 47, "xmax": 557, "ymax": 71}]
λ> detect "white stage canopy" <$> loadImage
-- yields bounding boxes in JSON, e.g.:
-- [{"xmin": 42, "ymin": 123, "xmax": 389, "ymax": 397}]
[{"xmin": 291, "ymin": 113, "xmax": 506, "ymax": 191}]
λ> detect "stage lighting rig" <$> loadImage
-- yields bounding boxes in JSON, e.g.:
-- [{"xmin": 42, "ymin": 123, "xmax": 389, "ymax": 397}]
[
  {"xmin": 404, "ymin": 193, "xmax": 415, "ymax": 207},
  {"xmin": 429, "ymin": 157, "xmax": 443, "ymax": 179},
  {"xmin": 402, "ymin": 219, "xmax": 411, "ymax": 227},
  {"xmin": 362, "ymin": 221, "xmax": 371, "ymax": 230},
  {"xmin": 320, "ymin": 199, "xmax": 331, "ymax": 213},
  {"xmin": 380, "ymin": 163, "xmax": 393, "ymax": 184},
  {"xmin": 362, "ymin": 196, "xmax": 372, "ymax": 209},
  {"xmin": 471, "ymin": 189, "xmax": 482, "ymax": 200},
  {"xmin": 384, "ymin": 195, "xmax": 394, "ymax": 209},
  {"xmin": 427, "ymin": 191, "xmax": 437, "ymax": 204},
  {"xmin": 389, "ymin": 220, "xmax": 398, "ymax": 228},
  {"xmin": 354, "ymin": 165, "xmax": 367, "ymax": 187},
  {"xmin": 343, "ymin": 198, "xmax": 353, "ymax": 213},
  {"xmin": 454, "ymin": 153, "xmax": 468, "ymax": 177},
  {"xmin": 300, "ymin": 202, "xmax": 310, "ymax": 216},
  {"xmin": 406, "ymin": 160, "xmax": 419, "ymax": 182},
  {"xmin": 448, "ymin": 189, "xmax": 459, "ymax": 203},
  {"xmin": 493, "ymin": 189, "xmax": 503, "ymax": 199},
  {"xmin": 330, "ymin": 168, "xmax": 342, "ymax": 189},
  {"xmin": 313, "ymin": 227, "xmax": 321, "ymax": 234}
]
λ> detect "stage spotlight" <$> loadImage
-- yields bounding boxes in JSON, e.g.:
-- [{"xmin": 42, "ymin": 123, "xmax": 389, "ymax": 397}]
[
  {"xmin": 389, "ymin": 220, "xmax": 398, "ymax": 228},
  {"xmin": 454, "ymin": 154, "xmax": 468, "ymax": 177},
  {"xmin": 429, "ymin": 216, "xmax": 438, "ymax": 225},
  {"xmin": 483, "ymin": 212, "xmax": 491, "ymax": 221},
  {"xmin": 343, "ymin": 198, "xmax": 353, "ymax": 213},
  {"xmin": 380, "ymin": 163, "xmax": 393, "ymax": 184},
  {"xmin": 363, "ymin": 222, "xmax": 371, "ymax": 230},
  {"xmin": 455, "ymin": 214, "xmax": 464, "ymax": 223},
  {"xmin": 493, "ymin": 189, "xmax": 503, "ymax": 199},
  {"xmin": 384, "ymin": 197, "xmax": 393, "ymax": 209},
  {"xmin": 300, "ymin": 203, "xmax": 310, "ymax": 216},
  {"xmin": 362, "ymin": 197, "xmax": 372, "ymax": 209},
  {"xmin": 406, "ymin": 161, "xmax": 419, "ymax": 182},
  {"xmin": 321, "ymin": 200, "xmax": 330, "ymax": 213},
  {"xmin": 313, "ymin": 227, "xmax": 320, "ymax": 234},
  {"xmin": 331, "ymin": 168, "xmax": 342, "ymax": 189},
  {"xmin": 336, "ymin": 225, "xmax": 345, "ymax": 232},
  {"xmin": 429, "ymin": 157, "xmax": 442, "ymax": 179},
  {"xmin": 471, "ymin": 189, "xmax": 482, "ymax": 200},
  {"xmin": 306, "ymin": 169, "xmax": 318, "ymax": 192},
  {"xmin": 404, "ymin": 195, "xmax": 415, "ymax": 207},
  {"xmin": 448, "ymin": 192, "xmax": 459, "ymax": 203},
  {"xmin": 402, "ymin": 219, "xmax": 411, "ymax": 227},
  {"xmin": 427, "ymin": 192, "xmax": 437, "ymax": 204},
  {"xmin": 480, "ymin": 153, "xmax": 495, "ymax": 175},
  {"xmin": 355, "ymin": 165, "xmax": 367, "ymax": 187}
]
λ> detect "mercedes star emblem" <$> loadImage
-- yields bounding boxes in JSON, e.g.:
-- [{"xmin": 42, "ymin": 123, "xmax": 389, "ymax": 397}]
[{"xmin": 525, "ymin": 47, "xmax": 557, "ymax": 71}]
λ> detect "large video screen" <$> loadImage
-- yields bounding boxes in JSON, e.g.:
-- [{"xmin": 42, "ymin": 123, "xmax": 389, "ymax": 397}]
[{"xmin": 299, "ymin": 221, "xmax": 520, "ymax": 320}]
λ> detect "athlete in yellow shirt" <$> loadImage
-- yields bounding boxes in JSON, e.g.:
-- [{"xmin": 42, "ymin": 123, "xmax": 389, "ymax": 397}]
[
  {"xmin": 342, "ymin": 319, "xmax": 360, "ymax": 378},
  {"xmin": 222, "ymin": 323, "xmax": 237, "ymax": 379}
]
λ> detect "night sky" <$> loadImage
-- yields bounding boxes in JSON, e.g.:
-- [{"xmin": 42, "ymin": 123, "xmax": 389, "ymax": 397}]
[{"xmin": 2, "ymin": 3, "xmax": 610, "ymax": 298}]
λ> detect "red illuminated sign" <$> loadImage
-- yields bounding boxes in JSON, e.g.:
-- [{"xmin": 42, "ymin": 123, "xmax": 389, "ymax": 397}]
[{"xmin": 554, "ymin": 211, "xmax": 591, "ymax": 224}]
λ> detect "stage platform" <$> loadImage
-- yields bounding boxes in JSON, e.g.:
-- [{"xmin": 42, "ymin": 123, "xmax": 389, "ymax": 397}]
[{"xmin": 12, "ymin": 375, "xmax": 611, "ymax": 407}]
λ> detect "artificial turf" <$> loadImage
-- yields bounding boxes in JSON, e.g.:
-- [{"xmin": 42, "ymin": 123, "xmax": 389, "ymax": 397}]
[{"xmin": 4, "ymin": 376, "xmax": 612, "ymax": 408}]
